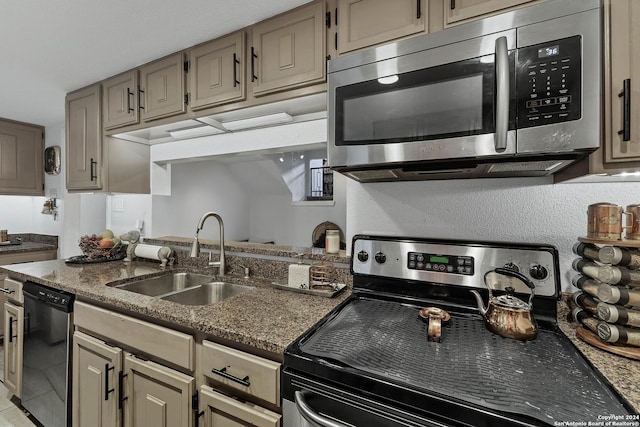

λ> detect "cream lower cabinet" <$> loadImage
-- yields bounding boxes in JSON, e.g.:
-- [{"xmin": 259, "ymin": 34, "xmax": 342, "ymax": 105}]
[
  {"xmin": 124, "ymin": 353, "xmax": 194, "ymax": 427},
  {"xmin": 199, "ymin": 386, "xmax": 280, "ymax": 427},
  {"xmin": 73, "ymin": 301, "xmax": 196, "ymax": 427},
  {"xmin": 72, "ymin": 331, "xmax": 122, "ymax": 427},
  {"xmin": 197, "ymin": 340, "xmax": 281, "ymax": 426},
  {"xmin": 4, "ymin": 301, "xmax": 24, "ymax": 398}
]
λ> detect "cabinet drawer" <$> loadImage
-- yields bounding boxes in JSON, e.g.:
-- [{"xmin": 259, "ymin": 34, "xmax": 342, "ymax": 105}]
[
  {"xmin": 74, "ymin": 301, "xmax": 194, "ymax": 370},
  {"xmin": 200, "ymin": 385, "xmax": 281, "ymax": 427},
  {"xmin": 2, "ymin": 278, "xmax": 23, "ymax": 304},
  {"xmin": 199, "ymin": 341, "xmax": 280, "ymax": 406}
]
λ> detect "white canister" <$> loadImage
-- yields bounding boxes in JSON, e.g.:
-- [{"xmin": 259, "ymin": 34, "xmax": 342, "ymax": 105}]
[{"xmin": 325, "ymin": 229, "xmax": 340, "ymax": 254}]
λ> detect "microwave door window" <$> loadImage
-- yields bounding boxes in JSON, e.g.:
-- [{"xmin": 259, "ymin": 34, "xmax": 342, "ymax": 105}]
[{"xmin": 335, "ymin": 56, "xmax": 499, "ymax": 146}]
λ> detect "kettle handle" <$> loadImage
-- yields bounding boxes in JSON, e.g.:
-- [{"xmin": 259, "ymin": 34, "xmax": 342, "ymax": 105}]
[
  {"xmin": 489, "ymin": 267, "xmax": 536, "ymax": 306},
  {"xmin": 492, "ymin": 267, "xmax": 535, "ymax": 290}
]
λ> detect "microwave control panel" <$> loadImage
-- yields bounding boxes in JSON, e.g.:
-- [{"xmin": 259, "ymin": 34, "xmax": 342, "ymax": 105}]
[{"xmin": 517, "ymin": 35, "xmax": 581, "ymax": 128}]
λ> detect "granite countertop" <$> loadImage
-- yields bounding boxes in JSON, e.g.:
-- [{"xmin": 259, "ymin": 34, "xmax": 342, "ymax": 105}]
[
  {"xmin": 557, "ymin": 298, "xmax": 640, "ymax": 413},
  {"xmin": 0, "ymin": 234, "xmax": 57, "ymax": 255},
  {"xmin": 0, "ymin": 259, "xmax": 349, "ymax": 357}
]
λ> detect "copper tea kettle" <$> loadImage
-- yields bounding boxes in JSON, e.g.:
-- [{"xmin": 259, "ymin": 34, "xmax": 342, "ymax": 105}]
[{"xmin": 470, "ymin": 268, "xmax": 538, "ymax": 341}]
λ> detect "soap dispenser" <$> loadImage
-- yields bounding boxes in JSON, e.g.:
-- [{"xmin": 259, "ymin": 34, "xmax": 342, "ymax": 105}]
[{"xmin": 288, "ymin": 254, "xmax": 311, "ymax": 288}]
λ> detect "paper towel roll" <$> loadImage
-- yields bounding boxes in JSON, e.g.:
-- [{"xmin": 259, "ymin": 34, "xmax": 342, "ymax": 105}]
[
  {"xmin": 288, "ymin": 264, "xmax": 310, "ymax": 287},
  {"xmin": 134, "ymin": 244, "xmax": 162, "ymax": 260}
]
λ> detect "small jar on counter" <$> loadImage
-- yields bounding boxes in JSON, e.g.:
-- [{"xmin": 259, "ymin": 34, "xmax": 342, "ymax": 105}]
[{"xmin": 325, "ymin": 229, "xmax": 340, "ymax": 254}]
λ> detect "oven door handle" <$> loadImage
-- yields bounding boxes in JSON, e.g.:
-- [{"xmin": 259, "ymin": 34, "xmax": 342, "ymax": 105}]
[
  {"xmin": 295, "ymin": 391, "xmax": 350, "ymax": 427},
  {"xmin": 494, "ymin": 35, "xmax": 509, "ymax": 152}
]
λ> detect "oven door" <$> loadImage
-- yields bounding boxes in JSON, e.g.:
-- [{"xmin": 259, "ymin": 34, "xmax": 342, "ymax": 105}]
[
  {"xmin": 282, "ymin": 370, "xmax": 453, "ymax": 427},
  {"xmin": 328, "ymin": 30, "xmax": 517, "ymax": 169}
]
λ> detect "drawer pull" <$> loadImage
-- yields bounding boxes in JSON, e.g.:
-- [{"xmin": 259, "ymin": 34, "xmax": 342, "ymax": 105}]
[
  {"xmin": 0, "ymin": 288, "xmax": 14, "ymax": 295},
  {"xmin": 211, "ymin": 366, "xmax": 250, "ymax": 387}
]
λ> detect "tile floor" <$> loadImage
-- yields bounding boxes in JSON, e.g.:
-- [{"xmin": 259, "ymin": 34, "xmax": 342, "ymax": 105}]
[
  {"xmin": 0, "ymin": 382, "xmax": 37, "ymax": 426},
  {"xmin": 0, "ymin": 344, "xmax": 38, "ymax": 426}
]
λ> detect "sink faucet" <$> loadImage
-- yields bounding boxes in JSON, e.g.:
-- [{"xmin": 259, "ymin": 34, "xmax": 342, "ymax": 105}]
[{"xmin": 190, "ymin": 212, "xmax": 225, "ymax": 277}]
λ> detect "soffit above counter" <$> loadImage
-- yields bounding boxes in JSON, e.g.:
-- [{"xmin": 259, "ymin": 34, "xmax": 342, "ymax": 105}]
[{"xmin": 113, "ymin": 92, "xmax": 327, "ymax": 146}]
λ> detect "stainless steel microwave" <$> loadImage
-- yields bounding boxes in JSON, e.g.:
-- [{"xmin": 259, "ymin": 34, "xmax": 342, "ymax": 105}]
[{"xmin": 328, "ymin": 0, "xmax": 601, "ymax": 181}]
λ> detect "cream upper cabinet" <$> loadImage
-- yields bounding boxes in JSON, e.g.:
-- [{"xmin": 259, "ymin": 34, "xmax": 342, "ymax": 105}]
[
  {"xmin": 66, "ymin": 84, "xmax": 102, "ymax": 191},
  {"xmin": 4, "ymin": 301, "xmax": 24, "ymax": 399},
  {"xmin": 0, "ymin": 119, "xmax": 44, "ymax": 196},
  {"xmin": 444, "ymin": 0, "xmax": 536, "ymax": 25},
  {"xmin": 72, "ymin": 331, "xmax": 122, "ymax": 427},
  {"xmin": 103, "ymin": 70, "xmax": 140, "ymax": 130},
  {"xmin": 250, "ymin": 1, "xmax": 326, "ymax": 96},
  {"xmin": 604, "ymin": 0, "xmax": 640, "ymax": 163},
  {"xmin": 337, "ymin": 0, "xmax": 427, "ymax": 54},
  {"xmin": 189, "ymin": 32, "xmax": 246, "ymax": 111},
  {"xmin": 140, "ymin": 53, "xmax": 187, "ymax": 122},
  {"xmin": 123, "ymin": 353, "xmax": 194, "ymax": 427}
]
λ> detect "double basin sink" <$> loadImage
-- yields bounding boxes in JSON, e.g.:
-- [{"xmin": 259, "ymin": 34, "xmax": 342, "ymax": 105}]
[{"xmin": 108, "ymin": 272, "xmax": 254, "ymax": 306}]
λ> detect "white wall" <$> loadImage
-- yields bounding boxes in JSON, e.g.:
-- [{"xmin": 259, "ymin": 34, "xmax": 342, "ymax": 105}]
[
  {"xmin": 346, "ymin": 176, "xmax": 640, "ymax": 291},
  {"xmin": 151, "ymin": 161, "xmax": 252, "ymax": 241}
]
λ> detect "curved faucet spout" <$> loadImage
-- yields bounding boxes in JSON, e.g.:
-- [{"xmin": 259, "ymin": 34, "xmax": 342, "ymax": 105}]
[{"xmin": 190, "ymin": 212, "xmax": 225, "ymax": 277}]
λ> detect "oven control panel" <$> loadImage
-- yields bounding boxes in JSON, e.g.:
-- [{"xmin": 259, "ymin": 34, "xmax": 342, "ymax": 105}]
[
  {"xmin": 351, "ymin": 236, "xmax": 559, "ymax": 297},
  {"xmin": 408, "ymin": 252, "xmax": 474, "ymax": 275}
]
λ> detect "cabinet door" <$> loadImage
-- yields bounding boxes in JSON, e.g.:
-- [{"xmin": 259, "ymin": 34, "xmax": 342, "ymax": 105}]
[
  {"xmin": 337, "ymin": 0, "xmax": 427, "ymax": 54},
  {"xmin": 123, "ymin": 353, "xmax": 194, "ymax": 427},
  {"xmin": 66, "ymin": 84, "xmax": 102, "ymax": 190},
  {"xmin": 445, "ymin": 0, "xmax": 534, "ymax": 25},
  {"xmin": 190, "ymin": 32, "xmax": 246, "ymax": 111},
  {"xmin": 140, "ymin": 53, "xmax": 187, "ymax": 122},
  {"xmin": 103, "ymin": 70, "xmax": 140, "ymax": 130},
  {"xmin": 605, "ymin": 0, "xmax": 640, "ymax": 163},
  {"xmin": 72, "ymin": 331, "xmax": 122, "ymax": 427},
  {"xmin": 251, "ymin": 1, "xmax": 325, "ymax": 96},
  {"xmin": 0, "ymin": 120, "xmax": 44, "ymax": 195},
  {"xmin": 199, "ymin": 386, "xmax": 281, "ymax": 427},
  {"xmin": 4, "ymin": 302, "xmax": 24, "ymax": 398}
]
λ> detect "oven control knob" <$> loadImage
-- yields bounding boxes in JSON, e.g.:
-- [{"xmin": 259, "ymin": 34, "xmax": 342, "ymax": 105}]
[
  {"xmin": 357, "ymin": 250, "xmax": 369, "ymax": 262},
  {"xmin": 502, "ymin": 262, "xmax": 519, "ymax": 273},
  {"xmin": 529, "ymin": 264, "xmax": 548, "ymax": 280},
  {"xmin": 374, "ymin": 252, "xmax": 387, "ymax": 264}
]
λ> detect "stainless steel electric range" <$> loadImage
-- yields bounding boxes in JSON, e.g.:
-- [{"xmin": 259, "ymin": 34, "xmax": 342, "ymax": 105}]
[{"xmin": 283, "ymin": 236, "xmax": 633, "ymax": 427}]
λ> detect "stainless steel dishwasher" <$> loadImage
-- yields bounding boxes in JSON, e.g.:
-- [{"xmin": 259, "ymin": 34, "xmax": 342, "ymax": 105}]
[{"xmin": 22, "ymin": 281, "xmax": 74, "ymax": 427}]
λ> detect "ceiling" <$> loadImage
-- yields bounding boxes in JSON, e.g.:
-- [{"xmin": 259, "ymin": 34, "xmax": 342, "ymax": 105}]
[{"xmin": 0, "ymin": 0, "xmax": 312, "ymax": 128}]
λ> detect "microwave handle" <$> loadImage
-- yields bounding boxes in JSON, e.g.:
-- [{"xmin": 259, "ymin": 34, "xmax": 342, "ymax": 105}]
[{"xmin": 494, "ymin": 36, "xmax": 509, "ymax": 152}]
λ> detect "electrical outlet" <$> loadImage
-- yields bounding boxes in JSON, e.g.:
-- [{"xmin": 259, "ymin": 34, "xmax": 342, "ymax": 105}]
[{"xmin": 112, "ymin": 198, "xmax": 124, "ymax": 212}]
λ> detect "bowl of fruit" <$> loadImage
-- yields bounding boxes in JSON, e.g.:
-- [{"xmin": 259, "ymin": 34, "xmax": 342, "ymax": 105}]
[{"xmin": 77, "ymin": 230, "xmax": 127, "ymax": 261}]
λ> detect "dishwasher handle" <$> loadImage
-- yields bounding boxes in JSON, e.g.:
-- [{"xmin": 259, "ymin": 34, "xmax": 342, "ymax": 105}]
[{"xmin": 294, "ymin": 391, "xmax": 350, "ymax": 427}]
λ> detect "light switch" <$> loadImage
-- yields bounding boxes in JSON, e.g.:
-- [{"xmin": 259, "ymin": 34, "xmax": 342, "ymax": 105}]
[{"xmin": 112, "ymin": 198, "xmax": 124, "ymax": 212}]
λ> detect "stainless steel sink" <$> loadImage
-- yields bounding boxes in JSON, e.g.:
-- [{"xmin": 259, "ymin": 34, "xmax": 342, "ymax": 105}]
[
  {"xmin": 108, "ymin": 272, "xmax": 254, "ymax": 305},
  {"xmin": 108, "ymin": 273, "xmax": 214, "ymax": 296},
  {"xmin": 160, "ymin": 282, "xmax": 254, "ymax": 305}
]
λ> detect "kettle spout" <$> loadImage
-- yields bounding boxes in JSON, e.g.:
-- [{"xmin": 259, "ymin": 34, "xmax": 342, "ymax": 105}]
[{"xmin": 470, "ymin": 290, "xmax": 488, "ymax": 316}]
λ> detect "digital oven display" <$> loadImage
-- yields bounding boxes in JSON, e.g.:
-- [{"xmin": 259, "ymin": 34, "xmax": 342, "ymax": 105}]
[
  {"xmin": 408, "ymin": 252, "xmax": 474, "ymax": 275},
  {"xmin": 538, "ymin": 45, "xmax": 559, "ymax": 58}
]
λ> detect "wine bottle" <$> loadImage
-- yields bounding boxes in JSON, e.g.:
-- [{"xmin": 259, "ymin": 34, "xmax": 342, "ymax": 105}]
[
  {"xmin": 572, "ymin": 258, "xmax": 640, "ymax": 287},
  {"xmin": 597, "ymin": 283, "xmax": 640, "ymax": 306},
  {"xmin": 597, "ymin": 322, "xmax": 640, "ymax": 346},
  {"xmin": 572, "ymin": 242, "xmax": 602, "ymax": 262},
  {"xmin": 571, "ymin": 275, "xmax": 600, "ymax": 299},
  {"xmin": 571, "ymin": 291, "xmax": 599, "ymax": 315},
  {"xmin": 598, "ymin": 246, "xmax": 640, "ymax": 270},
  {"xmin": 571, "ymin": 307, "xmax": 600, "ymax": 333},
  {"xmin": 596, "ymin": 302, "xmax": 640, "ymax": 328}
]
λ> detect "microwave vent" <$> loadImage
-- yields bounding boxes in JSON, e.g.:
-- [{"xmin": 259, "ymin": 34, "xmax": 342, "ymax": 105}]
[
  {"xmin": 342, "ymin": 169, "xmax": 401, "ymax": 181},
  {"xmin": 487, "ymin": 161, "xmax": 566, "ymax": 173}
]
